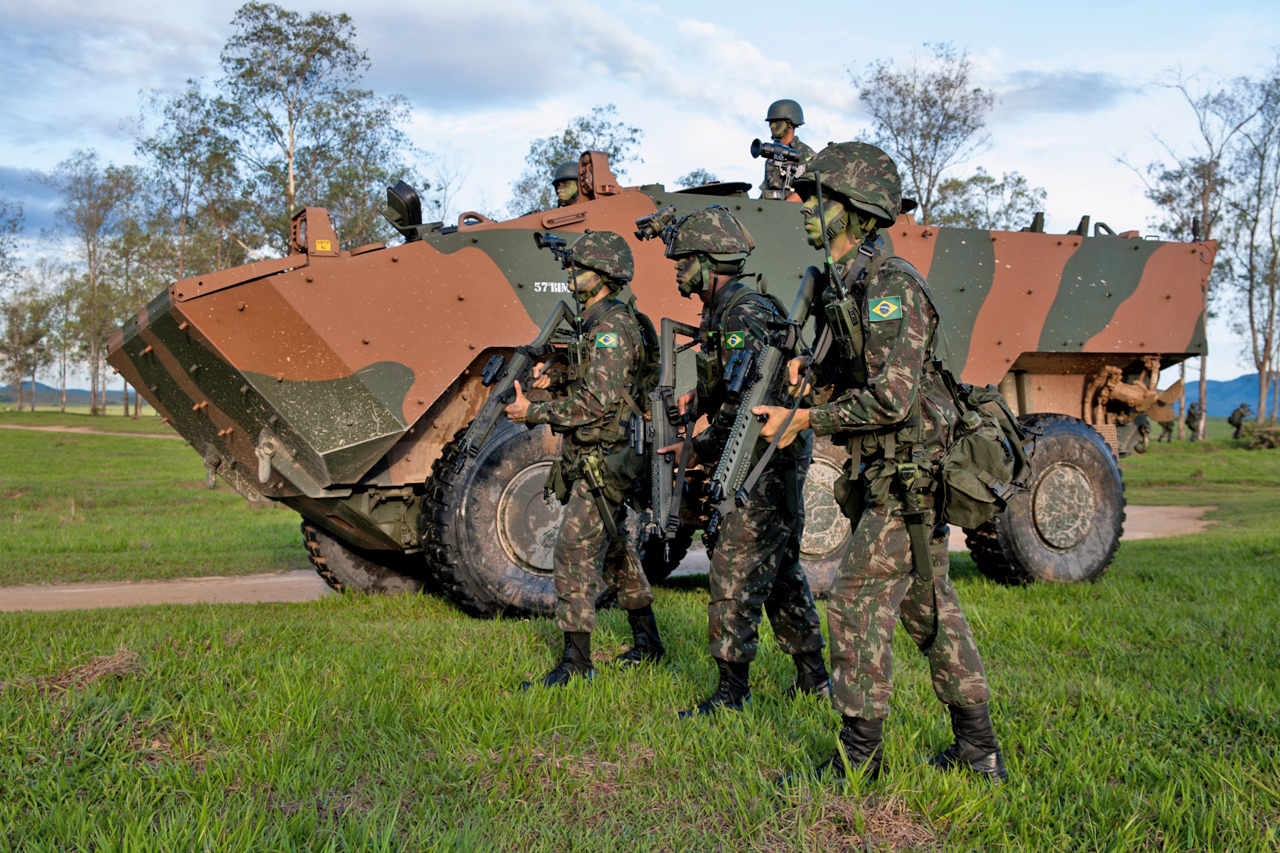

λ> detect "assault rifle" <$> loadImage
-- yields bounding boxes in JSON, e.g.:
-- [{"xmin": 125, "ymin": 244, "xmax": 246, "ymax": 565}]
[
  {"xmin": 646, "ymin": 318, "xmax": 700, "ymax": 554},
  {"xmin": 454, "ymin": 231, "xmax": 581, "ymax": 471},
  {"xmin": 703, "ymin": 270, "xmax": 821, "ymax": 548}
]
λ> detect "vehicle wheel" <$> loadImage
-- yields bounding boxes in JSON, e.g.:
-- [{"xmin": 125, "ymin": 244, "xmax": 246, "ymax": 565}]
[
  {"xmin": 966, "ymin": 413, "xmax": 1125, "ymax": 585},
  {"xmin": 302, "ymin": 520, "xmax": 428, "ymax": 594},
  {"xmin": 798, "ymin": 436, "xmax": 852, "ymax": 597},
  {"xmin": 421, "ymin": 420, "xmax": 617, "ymax": 618}
]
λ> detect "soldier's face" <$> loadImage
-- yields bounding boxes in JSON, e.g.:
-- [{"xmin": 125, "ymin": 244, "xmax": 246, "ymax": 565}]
[
  {"xmin": 673, "ymin": 255, "xmax": 698, "ymax": 289},
  {"xmin": 555, "ymin": 180, "xmax": 579, "ymax": 204},
  {"xmin": 769, "ymin": 119, "xmax": 790, "ymax": 141},
  {"xmin": 800, "ymin": 196, "xmax": 848, "ymax": 249},
  {"xmin": 570, "ymin": 267, "xmax": 602, "ymax": 294}
]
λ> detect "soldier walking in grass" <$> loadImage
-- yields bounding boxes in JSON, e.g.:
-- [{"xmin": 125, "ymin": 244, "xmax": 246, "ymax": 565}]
[
  {"xmin": 644, "ymin": 206, "xmax": 828, "ymax": 717},
  {"xmin": 1186, "ymin": 402, "xmax": 1202, "ymax": 441},
  {"xmin": 1228, "ymin": 403, "xmax": 1252, "ymax": 439},
  {"xmin": 756, "ymin": 142, "xmax": 1007, "ymax": 784},
  {"xmin": 505, "ymin": 231, "xmax": 665, "ymax": 688}
]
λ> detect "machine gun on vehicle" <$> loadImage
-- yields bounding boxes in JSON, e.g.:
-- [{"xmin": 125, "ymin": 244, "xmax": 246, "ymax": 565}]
[
  {"xmin": 702, "ymin": 269, "xmax": 820, "ymax": 549},
  {"xmin": 751, "ymin": 138, "xmax": 807, "ymax": 200}
]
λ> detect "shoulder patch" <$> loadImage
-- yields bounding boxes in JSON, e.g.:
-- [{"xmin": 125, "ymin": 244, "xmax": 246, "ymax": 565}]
[
  {"xmin": 595, "ymin": 332, "xmax": 618, "ymax": 348},
  {"xmin": 725, "ymin": 331, "xmax": 746, "ymax": 349},
  {"xmin": 868, "ymin": 296, "xmax": 902, "ymax": 322}
]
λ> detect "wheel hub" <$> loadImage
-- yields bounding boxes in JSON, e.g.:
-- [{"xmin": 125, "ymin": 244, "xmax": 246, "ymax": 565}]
[
  {"xmin": 496, "ymin": 461, "xmax": 563, "ymax": 575},
  {"xmin": 801, "ymin": 456, "xmax": 850, "ymax": 559},
  {"xmin": 1033, "ymin": 464, "xmax": 1095, "ymax": 549}
]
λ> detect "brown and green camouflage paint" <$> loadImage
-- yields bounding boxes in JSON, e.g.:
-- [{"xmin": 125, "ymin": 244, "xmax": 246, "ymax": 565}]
[{"xmin": 108, "ymin": 154, "xmax": 1215, "ymax": 554}]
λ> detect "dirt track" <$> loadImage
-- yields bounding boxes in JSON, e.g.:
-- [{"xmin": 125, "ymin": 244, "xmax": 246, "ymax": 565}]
[{"xmin": 0, "ymin": 506, "xmax": 1214, "ymax": 613}]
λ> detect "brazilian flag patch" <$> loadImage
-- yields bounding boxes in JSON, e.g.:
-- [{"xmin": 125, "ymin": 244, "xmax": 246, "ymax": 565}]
[
  {"xmin": 869, "ymin": 297, "xmax": 903, "ymax": 322},
  {"xmin": 725, "ymin": 331, "xmax": 746, "ymax": 349},
  {"xmin": 595, "ymin": 332, "xmax": 618, "ymax": 348}
]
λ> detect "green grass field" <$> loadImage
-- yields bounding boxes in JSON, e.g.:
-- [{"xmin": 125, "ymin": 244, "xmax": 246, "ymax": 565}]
[
  {"xmin": 0, "ymin": 412, "xmax": 306, "ymax": 584},
  {"xmin": 1, "ymin": 417, "xmax": 1277, "ymax": 851}
]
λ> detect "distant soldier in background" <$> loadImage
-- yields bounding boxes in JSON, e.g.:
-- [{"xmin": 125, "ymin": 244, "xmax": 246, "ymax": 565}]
[
  {"xmin": 1228, "ymin": 403, "xmax": 1252, "ymax": 439},
  {"xmin": 1185, "ymin": 402, "xmax": 1202, "ymax": 441},
  {"xmin": 1155, "ymin": 413, "xmax": 1176, "ymax": 442},
  {"xmin": 506, "ymin": 231, "xmax": 665, "ymax": 688},
  {"xmin": 760, "ymin": 100, "xmax": 816, "ymax": 200},
  {"xmin": 553, "ymin": 161, "xmax": 580, "ymax": 207}
]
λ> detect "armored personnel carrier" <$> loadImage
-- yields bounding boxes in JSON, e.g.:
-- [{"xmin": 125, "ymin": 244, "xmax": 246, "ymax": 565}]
[{"xmin": 108, "ymin": 151, "xmax": 1215, "ymax": 616}]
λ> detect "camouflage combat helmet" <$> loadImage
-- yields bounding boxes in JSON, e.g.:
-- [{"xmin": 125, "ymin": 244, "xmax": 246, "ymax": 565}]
[
  {"xmin": 552, "ymin": 161, "xmax": 578, "ymax": 184},
  {"xmin": 667, "ymin": 207, "xmax": 755, "ymax": 264},
  {"xmin": 571, "ymin": 230, "xmax": 633, "ymax": 284},
  {"xmin": 667, "ymin": 207, "xmax": 755, "ymax": 296},
  {"xmin": 793, "ymin": 141, "xmax": 902, "ymax": 226},
  {"xmin": 766, "ymin": 99, "xmax": 804, "ymax": 127}
]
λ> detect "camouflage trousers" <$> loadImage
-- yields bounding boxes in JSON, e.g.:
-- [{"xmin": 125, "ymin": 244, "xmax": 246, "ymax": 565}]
[
  {"xmin": 708, "ymin": 454, "xmax": 825, "ymax": 664},
  {"xmin": 827, "ymin": 495, "xmax": 990, "ymax": 720},
  {"xmin": 554, "ymin": 476, "xmax": 653, "ymax": 634}
]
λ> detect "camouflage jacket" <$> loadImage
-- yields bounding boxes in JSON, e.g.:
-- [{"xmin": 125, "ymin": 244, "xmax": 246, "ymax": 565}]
[
  {"xmin": 525, "ymin": 296, "xmax": 647, "ymax": 448},
  {"xmin": 808, "ymin": 249, "xmax": 959, "ymax": 466},
  {"xmin": 693, "ymin": 277, "xmax": 806, "ymax": 465},
  {"xmin": 761, "ymin": 135, "xmax": 816, "ymax": 194}
]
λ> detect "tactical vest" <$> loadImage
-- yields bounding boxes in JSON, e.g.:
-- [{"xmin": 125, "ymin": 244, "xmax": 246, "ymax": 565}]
[
  {"xmin": 561, "ymin": 297, "xmax": 657, "ymax": 448},
  {"xmin": 695, "ymin": 276, "xmax": 785, "ymax": 403},
  {"xmin": 824, "ymin": 251, "xmax": 1028, "ymax": 536}
]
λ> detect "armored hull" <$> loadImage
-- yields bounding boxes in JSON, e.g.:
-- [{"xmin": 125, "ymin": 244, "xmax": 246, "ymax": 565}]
[{"xmin": 109, "ymin": 153, "xmax": 1215, "ymax": 612}]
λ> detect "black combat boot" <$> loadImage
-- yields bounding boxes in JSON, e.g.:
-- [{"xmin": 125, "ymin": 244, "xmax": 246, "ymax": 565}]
[
  {"xmin": 677, "ymin": 658, "xmax": 751, "ymax": 717},
  {"xmin": 783, "ymin": 650, "xmax": 831, "ymax": 700},
  {"xmin": 927, "ymin": 702, "xmax": 1008, "ymax": 782},
  {"xmin": 779, "ymin": 716, "xmax": 883, "ymax": 787},
  {"xmin": 613, "ymin": 605, "xmax": 665, "ymax": 666},
  {"xmin": 520, "ymin": 632, "xmax": 595, "ymax": 690}
]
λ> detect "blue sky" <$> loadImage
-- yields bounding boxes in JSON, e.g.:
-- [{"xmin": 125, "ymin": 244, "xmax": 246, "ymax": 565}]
[{"xmin": 1, "ymin": 0, "xmax": 1277, "ymax": 380}]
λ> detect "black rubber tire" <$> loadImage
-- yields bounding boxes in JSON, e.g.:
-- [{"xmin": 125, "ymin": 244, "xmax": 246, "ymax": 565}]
[
  {"xmin": 302, "ymin": 520, "xmax": 428, "ymax": 594},
  {"xmin": 965, "ymin": 413, "xmax": 1125, "ymax": 585},
  {"xmin": 421, "ymin": 420, "xmax": 620, "ymax": 618},
  {"xmin": 797, "ymin": 435, "xmax": 852, "ymax": 597}
]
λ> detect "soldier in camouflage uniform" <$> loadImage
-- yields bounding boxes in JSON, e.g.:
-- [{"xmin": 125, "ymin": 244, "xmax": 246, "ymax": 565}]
[
  {"xmin": 757, "ymin": 142, "xmax": 1006, "ymax": 783},
  {"xmin": 648, "ymin": 206, "xmax": 828, "ymax": 717},
  {"xmin": 553, "ymin": 161, "xmax": 580, "ymax": 207},
  {"xmin": 506, "ymin": 231, "xmax": 664, "ymax": 688},
  {"xmin": 1229, "ymin": 403, "xmax": 1252, "ymax": 439},
  {"xmin": 1186, "ymin": 402, "xmax": 1202, "ymax": 441},
  {"xmin": 760, "ymin": 99, "xmax": 816, "ymax": 200}
]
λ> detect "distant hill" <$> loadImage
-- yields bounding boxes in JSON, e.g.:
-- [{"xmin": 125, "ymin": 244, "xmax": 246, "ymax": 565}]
[
  {"xmin": 1, "ymin": 380, "xmax": 146, "ymax": 409},
  {"xmin": 1185, "ymin": 374, "xmax": 1277, "ymax": 417},
  {"xmin": 6, "ymin": 376, "xmax": 1274, "ymax": 418}
]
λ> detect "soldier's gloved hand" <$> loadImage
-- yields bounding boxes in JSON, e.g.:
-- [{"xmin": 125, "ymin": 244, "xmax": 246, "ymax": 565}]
[
  {"xmin": 754, "ymin": 405, "xmax": 810, "ymax": 448},
  {"xmin": 504, "ymin": 381, "xmax": 531, "ymax": 423}
]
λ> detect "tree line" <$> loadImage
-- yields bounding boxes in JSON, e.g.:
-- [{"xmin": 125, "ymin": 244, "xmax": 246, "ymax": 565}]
[
  {"xmin": 0, "ymin": 3, "xmax": 423, "ymax": 415},
  {"xmin": 1126, "ymin": 57, "xmax": 1280, "ymax": 432},
  {"xmin": 1, "ymin": 10, "xmax": 1274, "ymax": 430}
]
